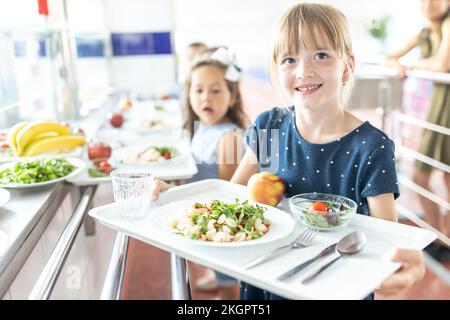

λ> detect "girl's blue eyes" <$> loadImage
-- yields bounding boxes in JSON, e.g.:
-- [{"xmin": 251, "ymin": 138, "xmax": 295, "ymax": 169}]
[
  {"xmin": 315, "ymin": 52, "xmax": 329, "ymax": 60},
  {"xmin": 281, "ymin": 52, "xmax": 329, "ymax": 65},
  {"xmin": 281, "ymin": 57, "xmax": 296, "ymax": 65},
  {"xmin": 196, "ymin": 89, "xmax": 221, "ymax": 94}
]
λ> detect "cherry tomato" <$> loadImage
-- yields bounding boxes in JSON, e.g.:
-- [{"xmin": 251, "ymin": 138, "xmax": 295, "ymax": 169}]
[
  {"xmin": 88, "ymin": 142, "xmax": 112, "ymax": 163},
  {"xmin": 0, "ymin": 142, "xmax": 9, "ymax": 150},
  {"xmin": 99, "ymin": 161, "xmax": 113, "ymax": 174},
  {"xmin": 76, "ymin": 128, "xmax": 85, "ymax": 136},
  {"xmin": 309, "ymin": 201, "xmax": 328, "ymax": 213},
  {"xmin": 161, "ymin": 151, "xmax": 171, "ymax": 160}
]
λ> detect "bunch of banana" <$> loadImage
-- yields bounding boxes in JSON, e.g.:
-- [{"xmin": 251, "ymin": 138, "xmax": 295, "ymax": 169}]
[{"xmin": 8, "ymin": 121, "xmax": 87, "ymax": 156}]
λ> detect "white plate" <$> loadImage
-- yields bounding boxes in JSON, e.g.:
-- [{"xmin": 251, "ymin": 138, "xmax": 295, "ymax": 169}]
[
  {"xmin": 150, "ymin": 199, "xmax": 295, "ymax": 247},
  {"xmin": 66, "ymin": 153, "xmax": 198, "ymax": 186},
  {"xmin": 128, "ymin": 99, "xmax": 182, "ymax": 117},
  {"xmin": 95, "ymin": 128, "xmax": 143, "ymax": 146},
  {"xmin": 0, "ymin": 157, "xmax": 86, "ymax": 189},
  {"xmin": 113, "ymin": 143, "xmax": 189, "ymax": 167},
  {"xmin": 122, "ymin": 119, "xmax": 175, "ymax": 134},
  {"xmin": 0, "ymin": 188, "xmax": 10, "ymax": 207},
  {"xmin": 0, "ymin": 147, "xmax": 84, "ymax": 164}
]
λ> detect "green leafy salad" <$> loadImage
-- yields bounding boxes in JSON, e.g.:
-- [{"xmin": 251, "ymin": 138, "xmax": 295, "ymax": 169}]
[
  {"xmin": 0, "ymin": 158, "xmax": 76, "ymax": 184},
  {"xmin": 168, "ymin": 199, "xmax": 271, "ymax": 242}
]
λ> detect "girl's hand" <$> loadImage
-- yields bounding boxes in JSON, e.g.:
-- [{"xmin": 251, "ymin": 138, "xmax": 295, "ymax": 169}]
[
  {"xmin": 395, "ymin": 62, "xmax": 408, "ymax": 80},
  {"xmin": 152, "ymin": 179, "xmax": 174, "ymax": 200},
  {"xmin": 375, "ymin": 248, "xmax": 425, "ymax": 296}
]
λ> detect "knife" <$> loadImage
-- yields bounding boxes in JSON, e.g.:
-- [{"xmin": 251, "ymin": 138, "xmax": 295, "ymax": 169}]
[{"xmin": 277, "ymin": 242, "xmax": 338, "ymax": 281}]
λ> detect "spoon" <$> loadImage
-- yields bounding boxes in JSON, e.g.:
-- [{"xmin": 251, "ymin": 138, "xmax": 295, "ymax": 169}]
[{"xmin": 302, "ymin": 230, "xmax": 367, "ymax": 284}]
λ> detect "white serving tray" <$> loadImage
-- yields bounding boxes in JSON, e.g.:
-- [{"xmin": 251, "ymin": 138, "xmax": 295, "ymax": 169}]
[
  {"xmin": 88, "ymin": 179, "xmax": 437, "ymax": 300},
  {"xmin": 66, "ymin": 154, "xmax": 198, "ymax": 186}
]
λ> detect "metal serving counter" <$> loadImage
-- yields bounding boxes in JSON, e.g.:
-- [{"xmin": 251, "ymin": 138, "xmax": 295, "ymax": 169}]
[{"xmin": 0, "ymin": 182, "xmax": 71, "ymax": 296}]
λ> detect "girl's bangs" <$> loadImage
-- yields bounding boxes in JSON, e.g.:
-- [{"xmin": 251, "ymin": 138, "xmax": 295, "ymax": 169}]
[{"xmin": 273, "ymin": 14, "xmax": 345, "ymax": 63}]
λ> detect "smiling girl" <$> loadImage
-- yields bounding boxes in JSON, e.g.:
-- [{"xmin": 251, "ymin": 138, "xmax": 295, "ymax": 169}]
[
  {"xmin": 153, "ymin": 3, "xmax": 427, "ymax": 300},
  {"xmin": 229, "ymin": 3, "xmax": 424, "ymax": 300}
]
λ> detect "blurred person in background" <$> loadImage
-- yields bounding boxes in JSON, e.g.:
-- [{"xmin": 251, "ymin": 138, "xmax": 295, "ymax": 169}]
[
  {"xmin": 385, "ymin": 0, "xmax": 449, "ymax": 261},
  {"xmin": 155, "ymin": 47, "xmax": 248, "ymax": 299},
  {"xmin": 159, "ymin": 42, "xmax": 208, "ymax": 100}
]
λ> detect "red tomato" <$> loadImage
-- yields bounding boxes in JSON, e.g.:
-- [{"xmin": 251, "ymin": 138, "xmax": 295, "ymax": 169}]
[
  {"xmin": 76, "ymin": 128, "xmax": 85, "ymax": 136},
  {"xmin": 161, "ymin": 151, "xmax": 171, "ymax": 160},
  {"xmin": 309, "ymin": 201, "xmax": 328, "ymax": 214},
  {"xmin": 0, "ymin": 142, "xmax": 9, "ymax": 150},
  {"xmin": 109, "ymin": 113, "xmax": 124, "ymax": 128},
  {"xmin": 99, "ymin": 161, "xmax": 113, "ymax": 174},
  {"xmin": 88, "ymin": 142, "xmax": 112, "ymax": 163}
]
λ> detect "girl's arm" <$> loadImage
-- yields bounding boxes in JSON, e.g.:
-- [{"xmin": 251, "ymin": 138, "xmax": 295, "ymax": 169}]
[
  {"xmin": 216, "ymin": 130, "xmax": 246, "ymax": 181},
  {"xmin": 385, "ymin": 34, "xmax": 420, "ymax": 61},
  {"xmin": 230, "ymin": 149, "xmax": 259, "ymax": 185},
  {"xmin": 413, "ymin": 18, "xmax": 450, "ymax": 72},
  {"xmin": 384, "ymin": 35, "xmax": 419, "ymax": 80},
  {"xmin": 367, "ymin": 193, "xmax": 398, "ymax": 222}
]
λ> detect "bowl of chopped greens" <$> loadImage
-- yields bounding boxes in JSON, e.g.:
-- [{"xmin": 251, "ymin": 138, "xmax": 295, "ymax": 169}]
[
  {"xmin": 0, "ymin": 157, "xmax": 86, "ymax": 189},
  {"xmin": 151, "ymin": 198, "xmax": 295, "ymax": 247},
  {"xmin": 289, "ymin": 193, "xmax": 357, "ymax": 231}
]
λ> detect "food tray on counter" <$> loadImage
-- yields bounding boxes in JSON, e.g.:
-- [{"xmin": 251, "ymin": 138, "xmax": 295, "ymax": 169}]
[
  {"xmin": 88, "ymin": 179, "xmax": 436, "ymax": 300},
  {"xmin": 66, "ymin": 153, "xmax": 198, "ymax": 186}
]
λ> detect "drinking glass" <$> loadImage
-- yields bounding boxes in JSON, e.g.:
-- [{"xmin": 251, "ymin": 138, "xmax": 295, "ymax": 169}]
[{"xmin": 111, "ymin": 168, "xmax": 154, "ymax": 220}]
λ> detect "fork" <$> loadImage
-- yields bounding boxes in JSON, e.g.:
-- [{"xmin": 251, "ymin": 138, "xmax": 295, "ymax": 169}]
[{"xmin": 241, "ymin": 228, "xmax": 318, "ymax": 269}]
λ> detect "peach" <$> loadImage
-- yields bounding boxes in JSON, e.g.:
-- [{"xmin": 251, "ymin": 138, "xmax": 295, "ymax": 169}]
[
  {"xmin": 247, "ymin": 172, "xmax": 286, "ymax": 207},
  {"xmin": 119, "ymin": 98, "xmax": 132, "ymax": 110}
]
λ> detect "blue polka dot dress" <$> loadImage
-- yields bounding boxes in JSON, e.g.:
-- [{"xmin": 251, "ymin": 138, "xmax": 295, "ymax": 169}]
[{"xmin": 242, "ymin": 106, "xmax": 400, "ymax": 300}]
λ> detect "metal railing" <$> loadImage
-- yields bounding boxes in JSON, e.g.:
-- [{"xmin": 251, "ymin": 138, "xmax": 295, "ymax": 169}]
[
  {"xmin": 363, "ymin": 64, "xmax": 450, "ymax": 247},
  {"xmin": 170, "ymin": 254, "xmax": 192, "ymax": 300},
  {"xmin": 100, "ymin": 232, "xmax": 129, "ymax": 300},
  {"xmin": 28, "ymin": 186, "xmax": 97, "ymax": 300},
  {"xmin": 359, "ymin": 64, "xmax": 450, "ymax": 85}
]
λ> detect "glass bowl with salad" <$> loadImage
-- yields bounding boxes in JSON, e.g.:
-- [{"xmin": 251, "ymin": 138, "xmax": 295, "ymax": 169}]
[{"xmin": 289, "ymin": 193, "xmax": 357, "ymax": 231}]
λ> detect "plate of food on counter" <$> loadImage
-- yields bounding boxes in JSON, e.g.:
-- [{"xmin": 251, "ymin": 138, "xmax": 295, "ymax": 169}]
[
  {"xmin": 149, "ymin": 198, "xmax": 295, "ymax": 247},
  {"xmin": 0, "ymin": 157, "xmax": 86, "ymax": 189},
  {"xmin": 64, "ymin": 141, "xmax": 116, "ymax": 185},
  {"xmin": 0, "ymin": 121, "xmax": 87, "ymax": 163},
  {"xmin": 113, "ymin": 143, "xmax": 188, "ymax": 167},
  {"xmin": 122, "ymin": 118, "xmax": 173, "ymax": 134}
]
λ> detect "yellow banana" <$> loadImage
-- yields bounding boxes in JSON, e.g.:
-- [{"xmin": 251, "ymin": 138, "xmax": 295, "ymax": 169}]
[
  {"xmin": 8, "ymin": 121, "xmax": 28, "ymax": 156},
  {"xmin": 16, "ymin": 122, "xmax": 71, "ymax": 156},
  {"xmin": 23, "ymin": 135, "xmax": 87, "ymax": 156},
  {"xmin": 34, "ymin": 131, "xmax": 62, "ymax": 139}
]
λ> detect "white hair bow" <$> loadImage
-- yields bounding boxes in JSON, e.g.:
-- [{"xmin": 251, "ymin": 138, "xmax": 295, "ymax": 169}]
[{"xmin": 210, "ymin": 47, "xmax": 241, "ymax": 82}]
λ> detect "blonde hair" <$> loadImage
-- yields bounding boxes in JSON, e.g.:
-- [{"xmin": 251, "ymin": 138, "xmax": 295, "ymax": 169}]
[
  {"xmin": 183, "ymin": 55, "xmax": 248, "ymax": 136},
  {"xmin": 270, "ymin": 3, "xmax": 355, "ymax": 106}
]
